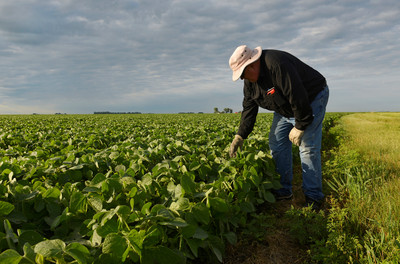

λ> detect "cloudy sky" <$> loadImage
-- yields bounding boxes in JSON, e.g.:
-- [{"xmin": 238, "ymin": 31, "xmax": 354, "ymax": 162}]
[{"xmin": 1, "ymin": 0, "xmax": 399, "ymax": 114}]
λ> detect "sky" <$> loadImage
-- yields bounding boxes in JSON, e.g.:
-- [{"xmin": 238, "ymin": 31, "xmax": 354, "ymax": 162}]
[{"xmin": 1, "ymin": 0, "xmax": 399, "ymax": 114}]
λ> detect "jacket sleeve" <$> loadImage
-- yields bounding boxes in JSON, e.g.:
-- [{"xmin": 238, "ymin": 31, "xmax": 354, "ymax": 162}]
[
  {"xmin": 237, "ymin": 82, "xmax": 259, "ymax": 139},
  {"xmin": 273, "ymin": 62, "xmax": 313, "ymax": 130}
]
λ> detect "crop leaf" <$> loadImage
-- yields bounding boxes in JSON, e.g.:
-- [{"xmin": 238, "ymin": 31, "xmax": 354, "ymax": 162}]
[
  {"xmin": 18, "ymin": 230, "xmax": 44, "ymax": 248},
  {"xmin": 0, "ymin": 201, "xmax": 14, "ymax": 216},
  {"xmin": 34, "ymin": 239, "xmax": 65, "ymax": 258},
  {"xmin": 142, "ymin": 245, "xmax": 185, "ymax": 264},
  {"xmin": 263, "ymin": 190, "xmax": 275, "ymax": 203},
  {"xmin": 23, "ymin": 243, "xmax": 37, "ymax": 263},
  {"xmin": 65, "ymin": 242, "xmax": 91, "ymax": 264},
  {"xmin": 193, "ymin": 227, "xmax": 208, "ymax": 240},
  {"xmin": 70, "ymin": 191, "xmax": 87, "ymax": 214},
  {"xmin": 224, "ymin": 232, "xmax": 237, "ymax": 245},
  {"xmin": 96, "ymin": 218, "xmax": 119, "ymax": 238},
  {"xmin": 185, "ymin": 238, "xmax": 201, "ymax": 257},
  {"xmin": 192, "ymin": 203, "xmax": 210, "ymax": 225},
  {"xmin": 87, "ymin": 194, "xmax": 103, "ymax": 212},
  {"xmin": 0, "ymin": 249, "xmax": 22, "ymax": 264},
  {"xmin": 42, "ymin": 187, "xmax": 60, "ymax": 200},
  {"xmin": 169, "ymin": 197, "xmax": 190, "ymax": 212},
  {"xmin": 143, "ymin": 225, "xmax": 163, "ymax": 247},
  {"xmin": 181, "ymin": 172, "xmax": 196, "ymax": 194},
  {"xmin": 207, "ymin": 197, "xmax": 229, "ymax": 213},
  {"xmin": 208, "ymin": 235, "xmax": 224, "ymax": 263},
  {"xmin": 159, "ymin": 217, "xmax": 188, "ymax": 228},
  {"xmin": 4, "ymin": 219, "xmax": 18, "ymax": 244},
  {"xmin": 102, "ymin": 233, "xmax": 128, "ymax": 261}
]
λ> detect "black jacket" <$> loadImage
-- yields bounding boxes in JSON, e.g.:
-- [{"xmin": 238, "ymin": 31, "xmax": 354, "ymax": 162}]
[{"xmin": 237, "ymin": 50, "xmax": 326, "ymax": 139}]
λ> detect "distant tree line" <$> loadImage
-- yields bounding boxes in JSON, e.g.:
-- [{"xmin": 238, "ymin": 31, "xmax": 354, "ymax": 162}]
[
  {"xmin": 214, "ymin": 107, "xmax": 233, "ymax": 114},
  {"xmin": 94, "ymin": 111, "xmax": 142, "ymax": 114}
]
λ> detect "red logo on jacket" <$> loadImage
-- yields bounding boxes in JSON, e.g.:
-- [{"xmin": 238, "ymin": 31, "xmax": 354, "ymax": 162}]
[{"xmin": 267, "ymin": 87, "xmax": 275, "ymax": 95}]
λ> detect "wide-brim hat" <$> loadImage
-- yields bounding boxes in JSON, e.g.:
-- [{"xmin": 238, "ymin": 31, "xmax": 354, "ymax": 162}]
[{"xmin": 229, "ymin": 45, "xmax": 262, "ymax": 81}]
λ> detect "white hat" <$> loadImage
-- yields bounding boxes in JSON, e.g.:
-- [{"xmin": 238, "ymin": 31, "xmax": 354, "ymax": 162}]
[{"xmin": 229, "ymin": 45, "xmax": 262, "ymax": 81}]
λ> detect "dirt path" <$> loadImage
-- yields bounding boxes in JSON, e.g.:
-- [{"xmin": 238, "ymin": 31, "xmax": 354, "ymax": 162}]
[{"xmin": 224, "ymin": 171, "xmax": 311, "ymax": 264}]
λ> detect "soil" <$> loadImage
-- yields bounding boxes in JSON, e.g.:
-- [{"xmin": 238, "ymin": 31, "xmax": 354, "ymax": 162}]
[{"xmin": 224, "ymin": 170, "xmax": 313, "ymax": 264}]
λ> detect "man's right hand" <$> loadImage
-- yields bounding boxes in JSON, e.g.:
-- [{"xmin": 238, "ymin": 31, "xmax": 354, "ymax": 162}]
[{"xmin": 229, "ymin": 135, "xmax": 244, "ymax": 157}]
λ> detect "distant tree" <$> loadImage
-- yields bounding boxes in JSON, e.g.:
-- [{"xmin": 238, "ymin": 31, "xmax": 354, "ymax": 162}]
[
  {"xmin": 223, "ymin": 108, "xmax": 233, "ymax": 113},
  {"xmin": 214, "ymin": 107, "xmax": 220, "ymax": 114}
]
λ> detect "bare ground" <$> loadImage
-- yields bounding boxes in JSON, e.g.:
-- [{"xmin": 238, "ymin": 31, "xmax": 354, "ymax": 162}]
[{"xmin": 223, "ymin": 179, "xmax": 312, "ymax": 264}]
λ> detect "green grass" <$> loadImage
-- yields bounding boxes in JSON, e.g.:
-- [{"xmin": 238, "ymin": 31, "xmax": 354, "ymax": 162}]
[
  {"xmin": 341, "ymin": 112, "xmax": 400, "ymax": 169},
  {"xmin": 317, "ymin": 112, "xmax": 400, "ymax": 263}
]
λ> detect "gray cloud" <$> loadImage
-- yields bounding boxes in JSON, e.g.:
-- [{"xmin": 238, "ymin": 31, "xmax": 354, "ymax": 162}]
[{"xmin": 0, "ymin": 0, "xmax": 399, "ymax": 114}]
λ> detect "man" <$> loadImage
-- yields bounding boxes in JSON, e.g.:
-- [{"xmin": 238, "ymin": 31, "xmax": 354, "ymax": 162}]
[{"xmin": 228, "ymin": 45, "xmax": 329, "ymax": 209}]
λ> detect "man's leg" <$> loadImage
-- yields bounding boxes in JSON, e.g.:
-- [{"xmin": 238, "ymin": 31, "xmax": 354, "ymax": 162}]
[
  {"xmin": 269, "ymin": 112, "xmax": 294, "ymax": 197},
  {"xmin": 299, "ymin": 86, "xmax": 329, "ymax": 202}
]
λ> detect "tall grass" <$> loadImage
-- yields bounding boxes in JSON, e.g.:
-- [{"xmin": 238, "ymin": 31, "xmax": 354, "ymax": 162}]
[
  {"xmin": 322, "ymin": 112, "xmax": 400, "ymax": 263},
  {"xmin": 341, "ymin": 112, "xmax": 400, "ymax": 169}
]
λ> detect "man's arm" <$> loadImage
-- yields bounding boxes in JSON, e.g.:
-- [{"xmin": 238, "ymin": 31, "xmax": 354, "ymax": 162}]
[
  {"xmin": 237, "ymin": 82, "xmax": 259, "ymax": 139},
  {"xmin": 229, "ymin": 83, "xmax": 259, "ymax": 157}
]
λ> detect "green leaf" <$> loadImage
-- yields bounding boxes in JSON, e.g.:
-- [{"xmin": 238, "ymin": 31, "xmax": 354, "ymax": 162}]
[
  {"xmin": 96, "ymin": 218, "xmax": 119, "ymax": 238},
  {"xmin": 181, "ymin": 223, "xmax": 197, "ymax": 238},
  {"xmin": 141, "ymin": 174, "xmax": 153, "ymax": 187},
  {"xmin": 192, "ymin": 203, "xmax": 210, "ymax": 225},
  {"xmin": 42, "ymin": 187, "xmax": 60, "ymax": 200},
  {"xmin": 70, "ymin": 191, "xmax": 87, "ymax": 214},
  {"xmin": 263, "ymin": 190, "xmax": 276, "ymax": 203},
  {"xmin": 189, "ymin": 161, "xmax": 201, "ymax": 171},
  {"xmin": 22, "ymin": 243, "xmax": 37, "ymax": 263},
  {"xmin": 181, "ymin": 172, "xmax": 196, "ymax": 194},
  {"xmin": 208, "ymin": 235, "xmax": 224, "ymax": 263},
  {"xmin": 239, "ymin": 201, "xmax": 255, "ymax": 213},
  {"xmin": 185, "ymin": 238, "xmax": 201, "ymax": 258},
  {"xmin": 141, "ymin": 202, "xmax": 152, "ymax": 215},
  {"xmin": 102, "ymin": 233, "xmax": 128, "ymax": 259},
  {"xmin": 174, "ymin": 184, "xmax": 183, "ymax": 199},
  {"xmin": 65, "ymin": 242, "xmax": 91, "ymax": 264},
  {"xmin": 159, "ymin": 217, "xmax": 188, "ymax": 228},
  {"xmin": 193, "ymin": 227, "xmax": 208, "ymax": 240},
  {"xmin": 127, "ymin": 229, "xmax": 145, "ymax": 254},
  {"xmin": 50, "ymin": 207, "xmax": 69, "ymax": 230},
  {"xmin": 91, "ymin": 229, "xmax": 102, "ymax": 247},
  {"xmin": 70, "ymin": 164, "xmax": 84, "ymax": 170},
  {"xmin": 207, "ymin": 197, "xmax": 229, "ymax": 213},
  {"xmin": 0, "ymin": 249, "xmax": 22, "ymax": 264},
  {"xmin": 4, "ymin": 219, "xmax": 18, "ymax": 244},
  {"xmin": 90, "ymin": 173, "xmax": 106, "ymax": 186},
  {"xmin": 87, "ymin": 194, "xmax": 103, "ymax": 211},
  {"xmin": 169, "ymin": 197, "xmax": 190, "ymax": 212},
  {"xmin": 143, "ymin": 225, "xmax": 163, "ymax": 247},
  {"xmin": 18, "ymin": 230, "xmax": 44, "ymax": 248},
  {"xmin": 0, "ymin": 201, "xmax": 14, "ymax": 216},
  {"xmin": 116, "ymin": 205, "xmax": 131, "ymax": 221},
  {"xmin": 142, "ymin": 246, "xmax": 185, "ymax": 264},
  {"xmin": 34, "ymin": 239, "xmax": 65, "ymax": 258},
  {"xmin": 109, "ymin": 152, "xmax": 120, "ymax": 160},
  {"xmin": 224, "ymin": 232, "xmax": 237, "ymax": 245},
  {"xmin": 249, "ymin": 166, "xmax": 261, "ymax": 186}
]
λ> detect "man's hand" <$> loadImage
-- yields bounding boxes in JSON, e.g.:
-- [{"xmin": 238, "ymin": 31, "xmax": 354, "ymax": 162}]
[
  {"xmin": 229, "ymin": 135, "xmax": 244, "ymax": 157},
  {"xmin": 289, "ymin": 127, "xmax": 304, "ymax": 146}
]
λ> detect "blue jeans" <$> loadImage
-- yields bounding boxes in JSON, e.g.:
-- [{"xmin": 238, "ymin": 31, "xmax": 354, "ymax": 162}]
[{"xmin": 269, "ymin": 86, "xmax": 329, "ymax": 201}]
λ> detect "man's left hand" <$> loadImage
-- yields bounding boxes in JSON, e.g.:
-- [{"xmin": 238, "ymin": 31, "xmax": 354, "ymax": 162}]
[{"xmin": 289, "ymin": 127, "xmax": 304, "ymax": 146}]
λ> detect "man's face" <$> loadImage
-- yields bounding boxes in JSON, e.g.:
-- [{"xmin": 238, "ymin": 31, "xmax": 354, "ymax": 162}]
[{"xmin": 240, "ymin": 60, "xmax": 260, "ymax": 83}]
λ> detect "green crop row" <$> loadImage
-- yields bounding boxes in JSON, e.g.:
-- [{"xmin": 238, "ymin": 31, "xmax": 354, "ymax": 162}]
[{"xmin": 0, "ymin": 114, "xmax": 280, "ymax": 263}]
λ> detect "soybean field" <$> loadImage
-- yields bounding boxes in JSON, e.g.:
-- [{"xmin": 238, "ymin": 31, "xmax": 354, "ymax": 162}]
[{"xmin": 0, "ymin": 113, "xmax": 281, "ymax": 263}]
